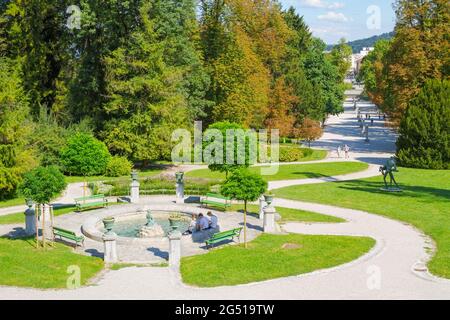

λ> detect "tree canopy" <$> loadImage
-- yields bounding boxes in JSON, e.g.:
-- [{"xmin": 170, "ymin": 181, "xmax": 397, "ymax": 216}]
[{"xmin": 19, "ymin": 166, "xmax": 66, "ymax": 204}]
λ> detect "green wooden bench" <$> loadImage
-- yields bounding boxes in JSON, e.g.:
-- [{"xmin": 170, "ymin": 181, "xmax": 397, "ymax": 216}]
[
  {"xmin": 74, "ymin": 194, "xmax": 108, "ymax": 212},
  {"xmin": 201, "ymin": 193, "xmax": 231, "ymax": 210},
  {"xmin": 53, "ymin": 227, "xmax": 85, "ymax": 247},
  {"xmin": 205, "ymin": 228, "xmax": 243, "ymax": 249}
]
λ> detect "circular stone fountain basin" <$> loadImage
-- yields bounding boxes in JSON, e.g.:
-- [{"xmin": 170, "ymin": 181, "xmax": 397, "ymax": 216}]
[
  {"xmin": 81, "ymin": 203, "xmax": 213, "ymax": 245},
  {"xmin": 100, "ymin": 212, "xmax": 190, "ymax": 238}
]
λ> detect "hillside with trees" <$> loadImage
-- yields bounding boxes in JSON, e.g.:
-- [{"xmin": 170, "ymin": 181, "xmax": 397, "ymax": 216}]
[
  {"xmin": 357, "ymin": 0, "xmax": 449, "ymax": 169},
  {"xmin": 0, "ymin": 0, "xmax": 351, "ymax": 200},
  {"xmin": 327, "ymin": 32, "xmax": 394, "ymax": 53}
]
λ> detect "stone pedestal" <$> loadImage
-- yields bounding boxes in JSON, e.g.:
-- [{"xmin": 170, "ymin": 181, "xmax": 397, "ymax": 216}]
[
  {"xmin": 263, "ymin": 206, "xmax": 277, "ymax": 233},
  {"xmin": 176, "ymin": 182, "xmax": 184, "ymax": 204},
  {"xmin": 130, "ymin": 180, "xmax": 140, "ymax": 204},
  {"xmin": 24, "ymin": 206, "xmax": 36, "ymax": 236},
  {"xmin": 168, "ymin": 230, "xmax": 182, "ymax": 267},
  {"xmin": 103, "ymin": 233, "xmax": 118, "ymax": 263},
  {"xmin": 259, "ymin": 196, "xmax": 266, "ymax": 220}
]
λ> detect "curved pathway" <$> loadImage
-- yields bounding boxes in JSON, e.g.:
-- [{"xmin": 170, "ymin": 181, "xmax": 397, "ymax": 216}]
[
  {"xmin": 2, "ymin": 97, "xmax": 449, "ymax": 299},
  {"xmin": 0, "ymin": 182, "xmax": 89, "ymax": 217},
  {"xmin": 2, "ymin": 196, "xmax": 450, "ymax": 299}
]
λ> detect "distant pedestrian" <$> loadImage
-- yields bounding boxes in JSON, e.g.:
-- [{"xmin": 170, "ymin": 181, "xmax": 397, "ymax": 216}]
[
  {"xmin": 344, "ymin": 144, "xmax": 350, "ymax": 159},
  {"xmin": 337, "ymin": 146, "xmax": 342, "ymax": 158}
]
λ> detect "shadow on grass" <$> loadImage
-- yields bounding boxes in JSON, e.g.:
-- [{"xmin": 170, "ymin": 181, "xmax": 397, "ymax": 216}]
[
  {"xmin": 290, "ymin": 172, "xmax": 330, "ymax": 179},
  {"xmin": 335, "ymin": 180, "xmax": 450, "ymax": 203}
]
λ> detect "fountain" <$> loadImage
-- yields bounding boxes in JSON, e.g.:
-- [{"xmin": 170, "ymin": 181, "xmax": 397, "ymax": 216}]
[{"xmin": 138, "ymin": 210, "xmax": 165, "ymax": 238}]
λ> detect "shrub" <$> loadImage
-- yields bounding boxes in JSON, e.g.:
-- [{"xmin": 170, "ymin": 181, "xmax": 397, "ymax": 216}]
[
  {"xmin": 397, "ymin": 80, "xmax": 450, "ymax": 170},
  {"xmin": 60, "ymin": 133, "xmax": 111, "ymax": 176},
  {"xmin": 279, "ymin": 146, "xmax": 304, "ymax": 162},
  {"xmin": 105, "ymin": 156, "xmax": 132, "ymax": 177}
]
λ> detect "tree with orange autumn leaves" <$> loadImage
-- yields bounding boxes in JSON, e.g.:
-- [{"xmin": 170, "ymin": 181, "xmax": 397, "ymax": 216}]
[
  {"xmin": 201, "ymin": 0, "xmax": 346, "ymax": 136},
  {"xmin": 360, "ymin": 0, "xmax": 449, "ymax": 126}
]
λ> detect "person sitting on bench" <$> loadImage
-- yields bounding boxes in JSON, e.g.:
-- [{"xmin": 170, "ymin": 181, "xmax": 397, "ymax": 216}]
[
  {"xmin": 196, "ymin": 213, "xmax": 210, "ymax": 232},
  {"xmin": 183, "ymin": 214, "xmax": 198, "ymax": 235},
  {"xmin": 207, "ymin": 211, "xmax": 218, "ymax": 230}
]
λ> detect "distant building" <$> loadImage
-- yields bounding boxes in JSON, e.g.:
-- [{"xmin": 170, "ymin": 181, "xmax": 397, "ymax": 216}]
[{"xmin": 351, "ymin": 47, "xmax": 374, "ymax": 75}]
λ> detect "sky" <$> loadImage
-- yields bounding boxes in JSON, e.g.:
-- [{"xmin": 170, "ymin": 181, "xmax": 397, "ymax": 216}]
[{"xmin": 279, "ymin": 0, "xmax": 396, "ymax": 44}]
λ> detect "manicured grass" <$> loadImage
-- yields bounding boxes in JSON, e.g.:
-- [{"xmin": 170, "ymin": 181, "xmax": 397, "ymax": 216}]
[
  {"xmin": 181, "ymin": 234, "xmax": 375, "ymax": 287},
  {"xmin": 229, "ymin": 204, "xmax": 344, "ymax": 224},
  {"xmin": 0, "ymin": 205, "xmax": 78, "ymax": 225},
  {"xmin": 186, "ymin": 162, "xmax": 369, "ymax": 182},
  {"xmin": 273, "ymin": 168, "xmax": 450, "ymax": 279},
  {"xmin": 64, "ymin": 168, "xmax": 163, "ymax": 183},
  {"xmin": 0, "ymin": 202, "xmax": 125, "ymax": 225},
  {"xmin": 0, "ymin": 197, "xmax": 25, "ymax": 209},
  {"xmin": 0, "ymin": 237, "xmax": 104, "ymax": 288}
]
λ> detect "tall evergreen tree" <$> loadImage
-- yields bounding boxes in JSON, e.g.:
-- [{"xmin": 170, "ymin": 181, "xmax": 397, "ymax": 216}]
[
  {"xmin": 151, "ymin": 0, "xmax": 212, "ymax": 122},
  {"xmin": 382, "ymin": 0, "xmax": 450, "ymax": 125},
  {"xmin": 7, "ymin": 0, "xmax": 70, "ymax": 117},
  {"xmin": 101, "ymin": 0, "xmax": 188, "ymax": 163},
  {"xmin": 0, "ymin": 57, "xmax": 37, "ymax": 199},
  {"xmin": 397, "ymin": 79, "xmax": 450, "ymax": 169}
]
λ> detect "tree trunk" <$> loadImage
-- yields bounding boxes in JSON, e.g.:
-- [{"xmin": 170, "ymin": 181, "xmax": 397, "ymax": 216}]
[
  {"xmin": 244, "ymin": 201, "xmax": 247, "ymax": 248},
  {"xmin": 35, "ymin": 204, "xmax": 39, "ymax": 249},
  {"xmin": 42, "ymin": 204, "xmax": 46, "ymax": 250},
  {"xmin": 50, "ymin": 205, "xmax": 55, "ymax": 246}
]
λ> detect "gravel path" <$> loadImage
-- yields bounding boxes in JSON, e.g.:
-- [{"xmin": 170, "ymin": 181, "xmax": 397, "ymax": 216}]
[
  {"xmin": 0, "ymin": 182, "xmax": 89, "ymax": 217},
  {"xmin": 1, "ymin": 98, "xmax": 449, "ymax": 299},
  {"xmin": 1, "ymin": 197, "xmax": 449, "ymax": 300}
]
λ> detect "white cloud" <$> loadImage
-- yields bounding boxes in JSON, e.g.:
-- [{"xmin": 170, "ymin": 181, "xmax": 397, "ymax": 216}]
[
  {"xmin": 317, "ymin": 11, "xmax": 349, "ymax": 23},
  {"xmin": 310, "ymin": 27, "xmax": 349, "ymax": 36},
  {"xmin": 328, "ymin": 2, "xmax": 345, "ymax": 9},
  {"xmin": 299, "ymin": 0, "xmax": 345, "ymax": 9}
]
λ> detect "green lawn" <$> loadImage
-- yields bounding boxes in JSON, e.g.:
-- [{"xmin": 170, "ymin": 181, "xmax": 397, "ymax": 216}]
[
  {"xmin": 229, "ymin": 204, "xmax": 344, "ymax": 224},
  {"xmin": 0, "ymin": 168, "xmax": 163, "ymax": 208},
  {"xmin": 0, "ymin": 205, "xmax": 78, "ymax": 225},
  {"xmin": 64, "ymin": 168, "xmax": 163, "ymax": 183},
  {"xmin": 186, "ymin": 162, "xmax": 369, "ymax": 181},
  {"xmin": 0, "ymin": 237, "xmax": 104, "ymax": 288},
  {"xmin": 0, "ymin": 202, "xmax": 126, "ymax": 225},
  {"xmin": 181, "ymin": 234, "xmax": 375, "ymax": 287},
  {"xmin": 0, "ymin": 197, "xmax": 25, "ymax": 209},
  {"xmin": 273, "ymin": 167, "xmax": 450, "ymax": 279}
]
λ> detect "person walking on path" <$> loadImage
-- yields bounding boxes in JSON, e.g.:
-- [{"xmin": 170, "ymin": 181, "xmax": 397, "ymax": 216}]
[
  {"xmin": 337, "ymin": 145, "xmax": 342, "ymax": 158},
  {"xmin": 344, "ymin": 144, "xmax": 350, "ymax": 159}
]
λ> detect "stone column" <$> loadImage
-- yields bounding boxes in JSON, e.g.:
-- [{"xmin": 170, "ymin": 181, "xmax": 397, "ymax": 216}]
[
  {"xmin": 130, "ymin": 171, "xmax": 140, "ymax": 204},
  {"xmin": 263, "ymin": 206, "xmax": 277, "ymax": 233},
  {"xmin": 259, "ymin": 196, "xmax": 266, "ymax": 220},
  {"xmin": 175, "ymin": 172, "xmax": 185, "ymax": 204},
  {"xmin": 24, "ymin": 203, "xmax": 36, "ymax": 236},
  {"xmin": 103, "ymin": 233, "xmax": 118, "ymax": 264},
  {"xmin": 168, "ymin": 230, "xmax": 182, "ymax": 267}
]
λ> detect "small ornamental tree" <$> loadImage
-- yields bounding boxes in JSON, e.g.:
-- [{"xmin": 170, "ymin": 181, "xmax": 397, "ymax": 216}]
[
  {"xmin": 60, "ymin": 133, "xmax": 111, "ymax": 176},
  {"xmin": 293, "ymin": 117, "xmax": 323, "ymax": 147},
  {"xmin": 397, "ymin": 80, "xmax": 450, "ymax": 170},
  {"xmin": 221, "ymin": 169, "xmax": 267, "ymax": 248},
  {"xmin": 204, "ymin": 121, "xmax": 252, "ymax": 178},
  {"xmin": 19, "ymin": 166, "xmax": 66, "ymax": 248}
]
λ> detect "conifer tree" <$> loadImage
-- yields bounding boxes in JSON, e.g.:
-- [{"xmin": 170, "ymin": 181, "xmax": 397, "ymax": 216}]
[{"xmin": 397, "ymin": 79, "xmax": 450, "ymax": 169}]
